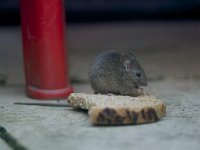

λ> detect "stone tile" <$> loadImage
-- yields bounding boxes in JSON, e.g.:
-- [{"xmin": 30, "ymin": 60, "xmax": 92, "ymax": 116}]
[{"xmin": 0, "ymin": 80, "xmax": 200, "ymax": 150}]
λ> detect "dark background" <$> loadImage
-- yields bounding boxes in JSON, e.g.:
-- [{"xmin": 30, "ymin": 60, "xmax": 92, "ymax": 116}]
[{"xmin": 1, "ymin": 0, "xmax": 200, "ymax": 25}]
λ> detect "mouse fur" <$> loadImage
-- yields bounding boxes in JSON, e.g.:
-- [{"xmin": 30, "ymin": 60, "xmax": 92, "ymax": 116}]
[{"xmin": 88, "ymin": 50, "xmax": 147, "ymax": 96}]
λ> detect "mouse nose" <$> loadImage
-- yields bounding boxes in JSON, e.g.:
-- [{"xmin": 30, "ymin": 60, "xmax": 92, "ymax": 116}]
[{"xmin": 140, "ymin": 80, "xmax": 148, "ymax": 86}]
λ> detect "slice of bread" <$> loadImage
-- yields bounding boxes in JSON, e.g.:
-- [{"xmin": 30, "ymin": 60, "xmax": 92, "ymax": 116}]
[{"xmin": 68, "ymin": 93, "xmax": 166, "ymax": 125}]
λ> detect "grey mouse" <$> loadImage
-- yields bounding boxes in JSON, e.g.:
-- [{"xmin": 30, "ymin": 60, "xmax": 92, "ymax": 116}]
[{"xmin": 88, "ymin": 50, "xmax": 147, "ymax": 96}]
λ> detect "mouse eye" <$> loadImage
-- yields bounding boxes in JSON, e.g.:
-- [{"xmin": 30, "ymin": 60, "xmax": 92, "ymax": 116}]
[{"xmin": 136, "ymin": 72, "xmax": 141, "ymax": 77}]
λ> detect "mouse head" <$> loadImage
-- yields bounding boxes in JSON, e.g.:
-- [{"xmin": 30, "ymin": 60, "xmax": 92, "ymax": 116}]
[{"xmin": 121, "ymin": 52, "xmax": 148, "ymax": 87}]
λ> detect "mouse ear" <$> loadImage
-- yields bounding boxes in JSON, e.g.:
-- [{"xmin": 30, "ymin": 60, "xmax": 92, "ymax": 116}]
[
  {"xmin": 129, "ymin": 52, "xmax": 136, "ymax": 60},
  {"xmin": 121, "ymin": 55, "xmax": 132, "ymax": 70}
]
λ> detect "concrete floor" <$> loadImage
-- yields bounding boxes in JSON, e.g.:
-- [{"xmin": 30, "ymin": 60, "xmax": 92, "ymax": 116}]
[{"xmin": 1, "ymin": 21, "xmax": 200, "ymax": 150}]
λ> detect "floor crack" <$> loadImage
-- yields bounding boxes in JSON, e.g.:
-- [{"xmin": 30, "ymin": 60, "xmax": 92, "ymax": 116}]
[{"xmin": 0, "ymin": 126, "xmax": 28, "ymax": 150}]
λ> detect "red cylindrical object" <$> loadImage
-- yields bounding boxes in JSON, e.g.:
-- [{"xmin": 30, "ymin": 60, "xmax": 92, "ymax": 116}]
[{"xmin": 20, "ymin": 0, "xmax": 73, "ymax": 100}]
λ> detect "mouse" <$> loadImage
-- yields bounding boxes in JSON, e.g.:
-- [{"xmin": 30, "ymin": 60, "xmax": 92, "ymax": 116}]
[{"xmin": 88, "ymin": 50, "xmax": 148, "ymax": 96}]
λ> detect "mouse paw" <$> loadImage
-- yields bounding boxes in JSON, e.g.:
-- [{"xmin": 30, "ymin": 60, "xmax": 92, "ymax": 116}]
[{"xmin": 137, "ymin": 88, "xmax": 145, "ymax": 95}]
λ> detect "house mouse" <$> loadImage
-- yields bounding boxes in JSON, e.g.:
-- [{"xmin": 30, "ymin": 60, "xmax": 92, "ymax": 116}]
[{"xmin": 88, "ymin": 50, "xmax": 147, "ymax": 96}]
